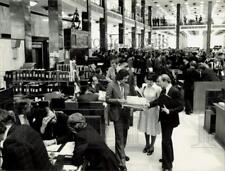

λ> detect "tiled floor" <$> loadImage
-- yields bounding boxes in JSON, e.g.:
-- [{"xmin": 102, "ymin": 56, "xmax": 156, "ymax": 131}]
[{"xmin": 105, "ymin": 112, "xmax": 225, "ymax": 171}]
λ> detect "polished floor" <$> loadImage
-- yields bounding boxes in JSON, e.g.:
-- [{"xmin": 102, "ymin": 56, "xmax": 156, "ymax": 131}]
[{"xmin": 105, "ymin": 112, "xmax": 225, "ymax": 171}]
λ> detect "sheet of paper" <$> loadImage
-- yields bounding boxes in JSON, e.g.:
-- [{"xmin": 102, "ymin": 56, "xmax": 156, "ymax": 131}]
[
  {"xmin": 46, "ymin": 144, "xmax": 61, "ymax": 152},
  {"xmin": 62, "ymin": 165, "xmax": 78, "ymax": 171},
  {"xmin": 59, "ymin": 142, "xmax": 75, "ymax": 156},
  {"xmin": 126, "ymin": 96, "xmax": 147, "ymax": 105}
]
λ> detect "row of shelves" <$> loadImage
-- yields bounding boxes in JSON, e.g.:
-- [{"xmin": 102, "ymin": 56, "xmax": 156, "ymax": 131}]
[
  {"xmin": 4, "ymin": 69, "xmax": 70, "ymax": 82},
  {"xmin": 13, "ymin": 82, "xmax": 60, "ymax": 95}
]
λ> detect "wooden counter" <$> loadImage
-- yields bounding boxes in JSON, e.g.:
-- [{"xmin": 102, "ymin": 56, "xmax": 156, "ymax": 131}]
[
  {"xmin": 214, "ymin": 103, "xmax": 225, "ymax": 149},
  {"xmin": 193, "ymin": 81, "xmax": 225, "ymax": 114}
]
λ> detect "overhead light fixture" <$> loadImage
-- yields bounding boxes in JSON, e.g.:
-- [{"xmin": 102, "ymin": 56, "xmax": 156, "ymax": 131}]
[{"xmin": 30, "ymin": 0, "xmax": 38, "ymax": 7}]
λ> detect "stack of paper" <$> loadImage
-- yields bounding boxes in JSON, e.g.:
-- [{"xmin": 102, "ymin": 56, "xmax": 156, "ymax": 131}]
[{"xmin": 126, "ymin": 96, "xmax": 147, "ymax": 105}]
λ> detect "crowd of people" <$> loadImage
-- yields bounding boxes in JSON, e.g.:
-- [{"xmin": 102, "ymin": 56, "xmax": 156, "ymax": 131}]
[
  {"xmin": 183, "ymin": 15, "xmax": 203, "ymax": 25},
  {"xmin": 152, "ymin": 17, "xmax": 167, "ymax": 26},
  {"xmin": 0, "ymin": 47, "xmax": 225, "ymax": 171}
]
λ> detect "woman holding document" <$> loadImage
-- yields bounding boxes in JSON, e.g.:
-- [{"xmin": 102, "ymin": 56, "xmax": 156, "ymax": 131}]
[{"xmin": 138, "ymin": 73, "xmax": 161, "ymax": 155}]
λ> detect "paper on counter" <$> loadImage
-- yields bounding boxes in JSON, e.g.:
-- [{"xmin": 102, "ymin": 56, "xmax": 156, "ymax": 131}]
[
  {"xmin": 62, "ymin": 165, "xmax": 79, "ymax": 171},
  {"xmin": 59, "ymin": 142, "xmax": 75, "ymax": 156},
  {"xmin": 46, "ymin": 144, "xmax": 61, "ymax": 152}
]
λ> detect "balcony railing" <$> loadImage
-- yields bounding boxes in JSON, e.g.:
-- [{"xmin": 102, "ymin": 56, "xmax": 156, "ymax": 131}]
[
  {"xmin": 91, "ymin": 0, "xmax": 102, "ymax": 6},
  {"xmin": 109, "ymin": 6, "xmax": 122, "ymax": 15},
  {"xmin": 136, "ymin": 16, "xmax": 143, "ymax": 23},
  {"xmin": 124, "ymin": 10, "xmax": 134, "ymax": 20}
]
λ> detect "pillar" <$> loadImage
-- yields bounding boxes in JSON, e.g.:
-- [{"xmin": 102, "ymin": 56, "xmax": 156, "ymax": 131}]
[
  {"xmin": 132, "ymin": 0, "xmax": 137, "ymax": 48},
  {"xmin": 141, "ymin": 29, "xmax": 145, "ymax": 48},
  {"xmin": 148, "ymin": 31, "xmax": 151, "ymax": 45},
  {"xmin": 87, "ymin": 0, "xmax": 92, "ymax": 55},
  {"xmin": 100, "ymin": 0, "xmax": 108, "ymax": 51},
  {"xmin": 141, "ymin": 0, "xmax": 145, "ymax": 48},
  {"xmin": 119, "ymin": 0, "xmax": 125, "ymax": 44},
  {"xmin": 206, "ymin": 1, "xmax": 212, "ymax": 55},
  {"xmin": 148, "ymin": 6, "xmax": 152, "ymax": 27},
  {"xmin": 48, "ymin": 0, "xmax": 63, "ymax": 53},
  {"xmin": 158, "ymin": 34, "xmax": 161, "ymax": 49},
  {"xmin": 162, "ymin": 34, "xmax": 165, "ymax": 49},
  {"xmin": 9, "ymin": 0, "xmax": 32, "ymax": 62},
  {"xmin": 148, "ymin": 6, "xmax": 152, "ymax": 45},
  {"xmin": 176, "ymin": 3, "xmax": 180, "ymax": 49}
]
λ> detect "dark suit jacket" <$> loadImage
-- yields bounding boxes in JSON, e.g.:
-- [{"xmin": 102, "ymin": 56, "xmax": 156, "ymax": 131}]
[
  {"xmin": 41, "ymin": 113, "xmax": 71, "ymax": 144},
  {"xmin": 106, "ymin": 81, "xmax": 130, "ymax": 122},
  {"xmin": 150, "ymin": 86, "xmax": 183, "ymax": 127},
  {"xmin": 2, "ymin": 125, "xmax": 54, "ymax": 170},
  {"xmin": 184, "ymin": 68, "xmax": 200, "ymax": 90},
  {"xmin": 72, "ymin": 125, "xmax": 120, "ymax": 171},
  {"xmin": 88, "ymin": 83, "xmax": 106, "ymax": 93},
  {"xmin": 201, "ymin": 68, "xmax": 219, "ymax": 81},
  {"xmin": 32, "ymin": 112, "xmax": 71, "ymax": 144}
]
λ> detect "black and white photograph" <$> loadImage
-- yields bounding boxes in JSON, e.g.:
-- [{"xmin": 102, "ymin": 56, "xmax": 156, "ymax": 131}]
[{"xmin": 0, "ymin": 0, "xmax": 225, "ymax": 171}]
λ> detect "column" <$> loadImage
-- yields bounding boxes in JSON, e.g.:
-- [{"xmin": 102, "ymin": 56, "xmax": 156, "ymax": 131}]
[
  {"xmin": 148, "ymin": 6, "xmax": 152, "ymax": 27},
  {"xmin": 87, "ymin": 0, "xmax": 92, "ymax": 55},
  {"xmin": 141, "ymin": 0, "xmax": 145, "ymax": 48},
  {"xmin": 141, "ymin": 29, "xmax": 145, "ymax": 48},
  {"xmin": 148, "ymin": 6, "xmax": 152, "ymax": 45},
  {"xmin": 148, "ymin": 31, "xmax": 151, "ymax": 45},
  {"xmin": 9, "ymin": 0, "xmax": 32, "ymax": 62},
  {"xmin": 158, "ymin": 34, "xmax": 161, "ymax": 49},
  {"xmin": 176, "ymin": 3, "xmax": 181, "ymax": 49},
  {"xmin": 132, "ymin": 0, "xmax": 137, "ymax": 48},
  {"xmin": 206, "ymin": 1, "xmax": 212, "ymax": 55},
  {"xmin": 119, "ymin": 0, "xmax": 125, "ymax": 44},
  {"xmin": 100, "ymin": 0, "xmax": 108, "ymax": 51},
  {"xmin": 48, "ymin": 0, "xmax": 63, "ymax": 53},
  {"xmin": 162, "ymin": 34, "xmax": 165, "ymax": 49}
]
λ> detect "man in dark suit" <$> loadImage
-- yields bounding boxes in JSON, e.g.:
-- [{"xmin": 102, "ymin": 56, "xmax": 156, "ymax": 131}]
[
  {"xmin": 0, "ymin": 109, "xmax": 54, "ymax": 170},
  {"xmin": 106, "ymin": 69, "xmax": 131, "ymax": 171},
  {"xmin": 31, "ymin": 105, "xmax": 71, "ymax": 146},
  {"xmin": 88, "ymin": 75, "xmax": 106, "ymax": 93},
  {"xmin": 148, "ymin": 74, "xmax": 183, "ymax": 171},
  {"xmin": 77, "ymin": 86, "xmax": 99, "ymax": 103},
  {"xmin": 67, "ymin": 113, "xmax": 120, "ymax": 171}
]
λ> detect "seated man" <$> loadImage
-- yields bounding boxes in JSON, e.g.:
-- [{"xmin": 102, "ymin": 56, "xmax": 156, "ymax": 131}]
[
  {"xmin": 88, "ymin": 75, "xmax": 106, "ymax": 93},
  {"xmin": 67, "ymin": 113, "xmax": 120, "ymax": 171},
  {"xmin": 14, "ymin": 99, "xmax": 32, "ymax": 125},
  {"xmin": 0, "ymin": 109, "xmax": 54, "ymax": 170},
  {"xmin": 31, "ymin": 104, "xmax": 71, "ymax": 146},
  {"xmin": 77, "ymin": 86, "xmax": 99, "ymax": 103}
]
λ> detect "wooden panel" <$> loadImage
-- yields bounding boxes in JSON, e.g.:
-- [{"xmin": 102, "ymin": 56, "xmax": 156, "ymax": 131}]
[
  {"xmin": 193, "ymin": 81, "xmax": 225, "ymax": 114},
  {"xmin": 0, "ymin": 6, "xmax": 10, "ymax": 34},
  {"xmin": 31, "ymin": 14, "xmax": 49, "ymax": 37},
  {"xmin": 214, "ymin": 103, "xmax": 225, "ymax": 149}
]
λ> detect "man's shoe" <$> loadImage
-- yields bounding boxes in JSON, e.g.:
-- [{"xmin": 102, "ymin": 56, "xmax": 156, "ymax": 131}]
[
  {"xmin": 162, "ymin": 168, "xmax": 172, "ymax": 171},
  {"xmin": 125, "ymin": 156, "xmax": 130, "ymax": 161}
]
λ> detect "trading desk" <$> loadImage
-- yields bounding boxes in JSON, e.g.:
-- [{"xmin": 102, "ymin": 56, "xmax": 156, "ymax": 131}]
[
  {"xmin": 214, "ymin": 103, "xmax": 225, "ymax": 149},
  {"xmin": 47, "ymin": 142, "xmax": 82, "ymax": 171}
]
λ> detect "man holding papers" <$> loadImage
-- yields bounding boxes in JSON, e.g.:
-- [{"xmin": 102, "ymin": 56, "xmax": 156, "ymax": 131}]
[
  {"xmin": 148, "ymin": 74, "xmax": 183, "ymax": 171},
  {"xmin": 106, "ymin": 69, "xmax": 131, "ymax": 171}
]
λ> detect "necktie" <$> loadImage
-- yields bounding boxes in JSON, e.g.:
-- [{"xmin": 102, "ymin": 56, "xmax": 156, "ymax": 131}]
[
  {"xmin": 120, "ymin": 84, "xmax": 125, "ymax": 99},
  {"xmin": 161, "ymin": 88, "xmax": 166, "ymax": 95}
]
